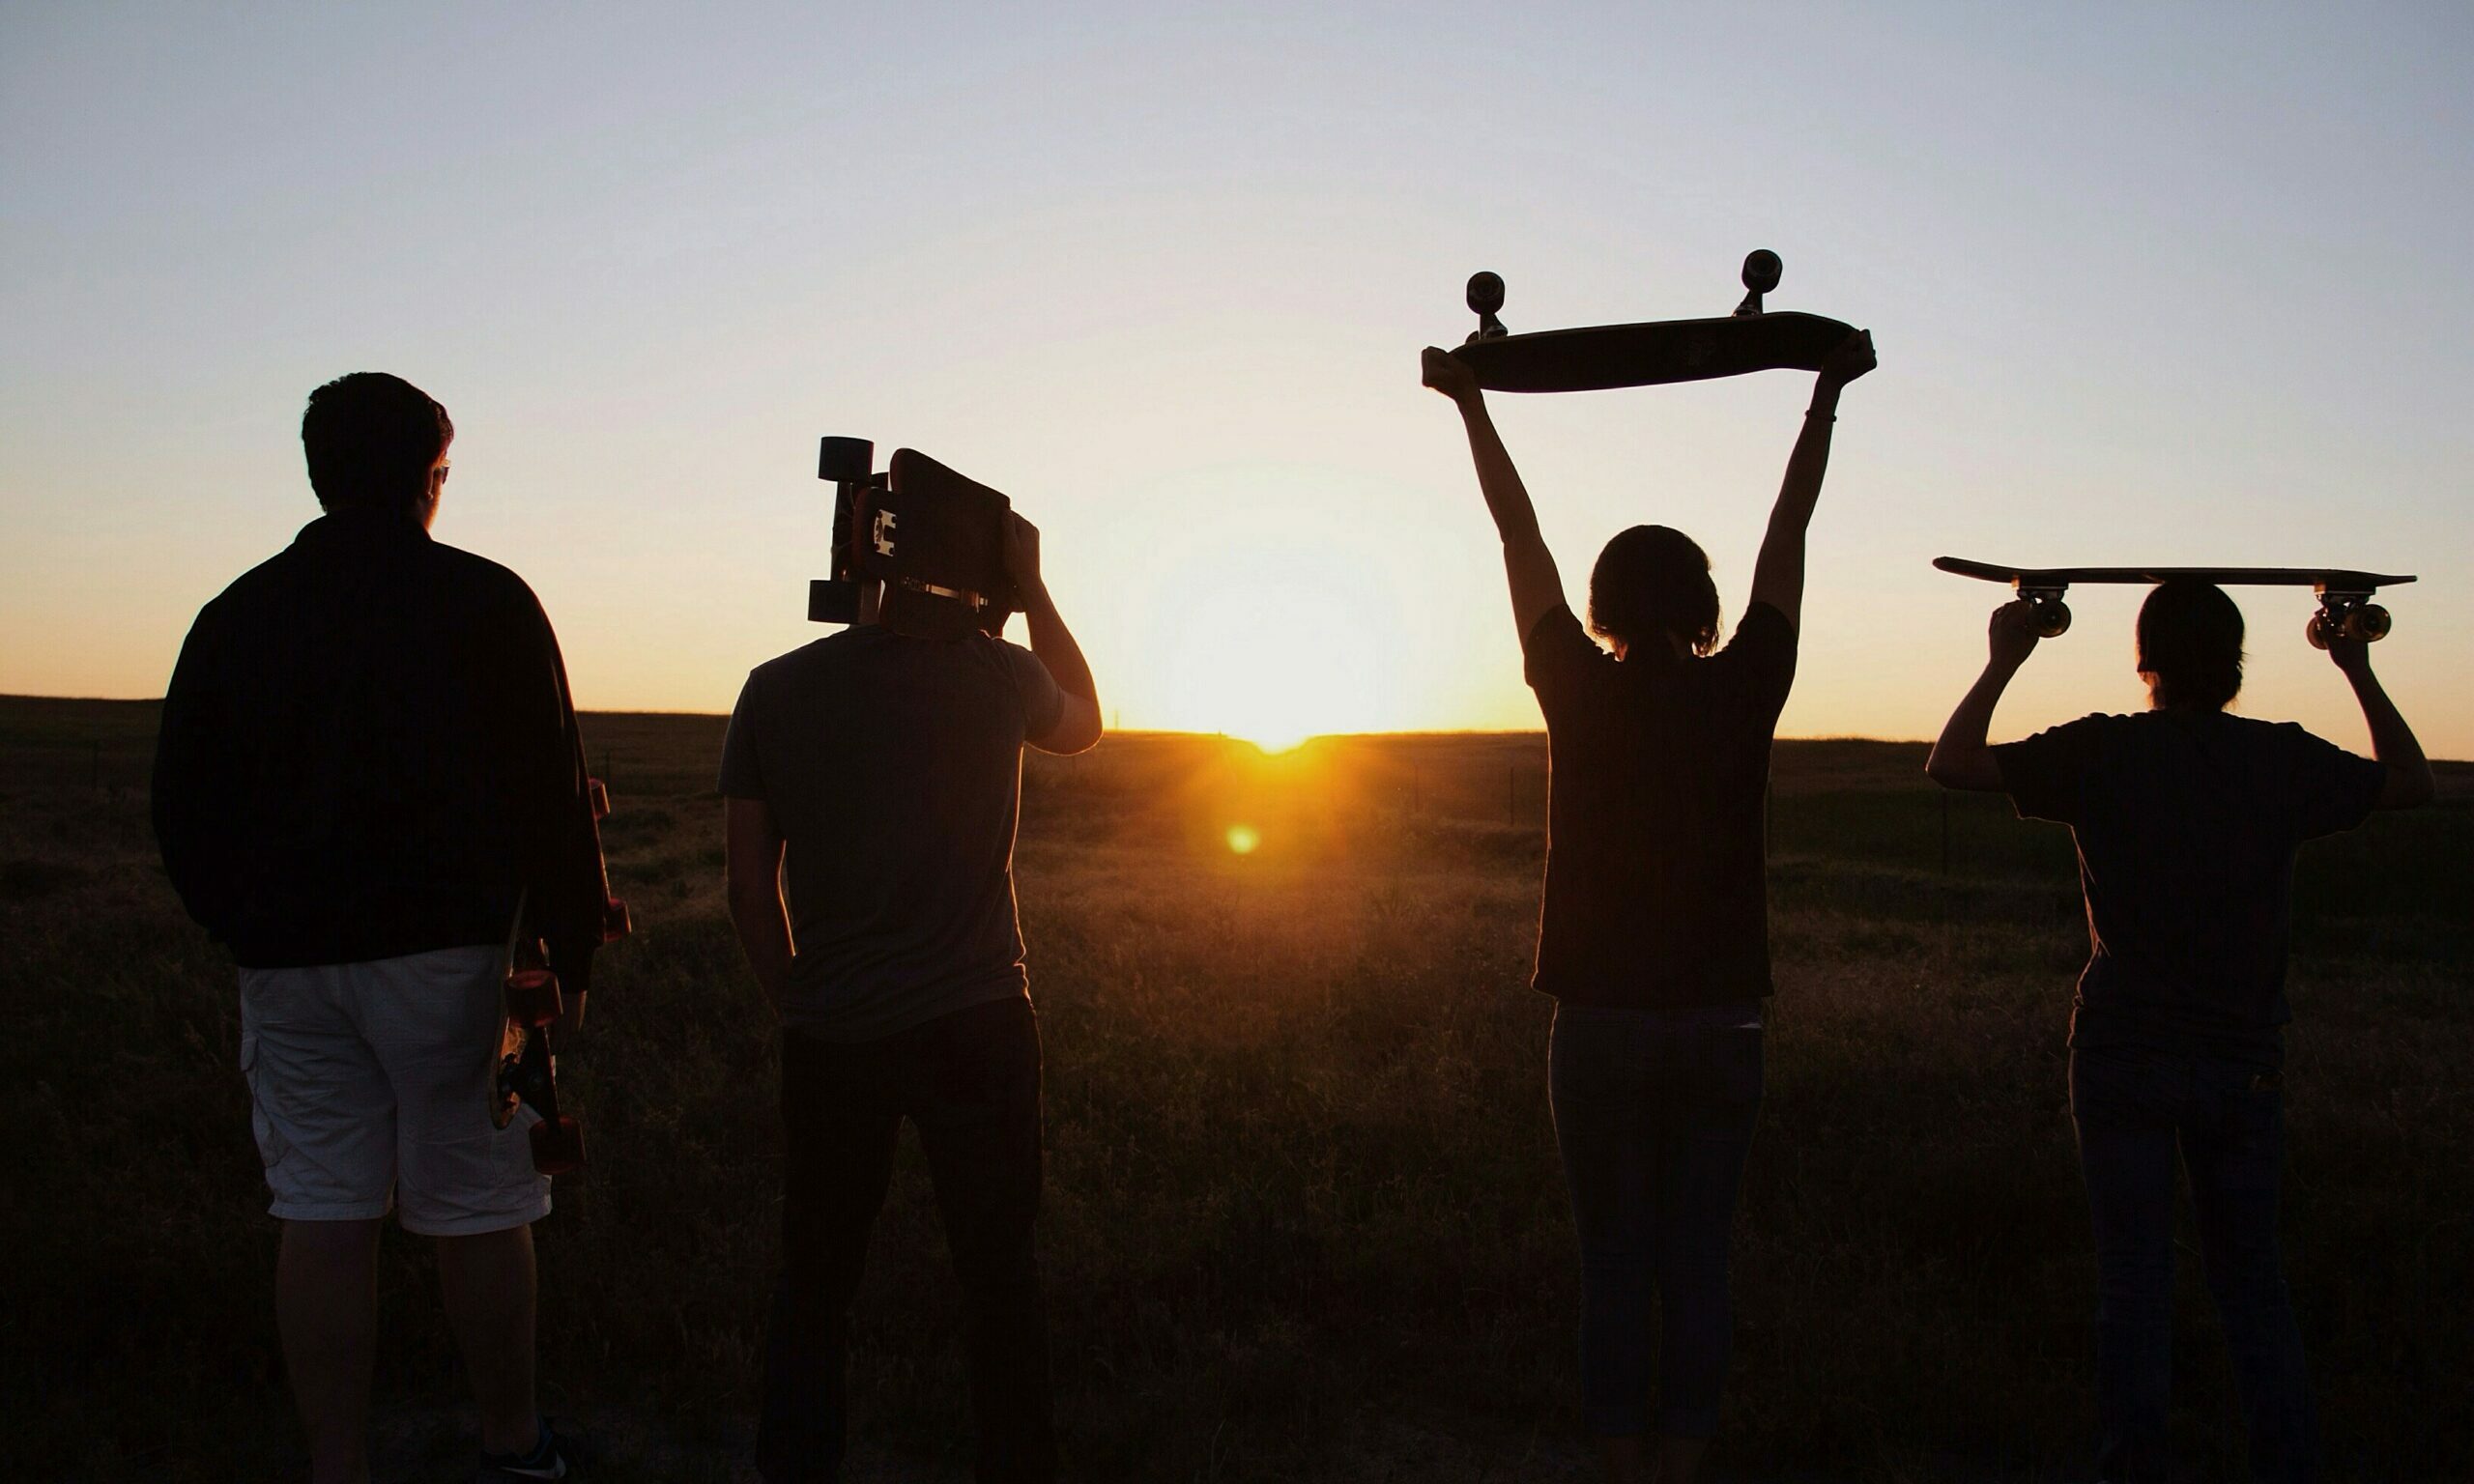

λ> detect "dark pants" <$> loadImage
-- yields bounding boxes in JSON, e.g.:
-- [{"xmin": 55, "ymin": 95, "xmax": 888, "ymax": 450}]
[
  {"xmin": 1548, "ymin": 1003, "xmax": 1765, "ymax": 1439},
  {"xmin": 758, "ymin": 996, "xmax": 1055, "ymax": 1484},
  {"xmin": 2070, "ymin": 1043, "xmax": 2315, "ymax": 1484}
]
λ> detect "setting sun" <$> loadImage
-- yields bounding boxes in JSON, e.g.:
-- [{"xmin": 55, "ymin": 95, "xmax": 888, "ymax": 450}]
[{"xmin": 1118, "ymin": 499, "xmax": 1420, "ymax": 750}]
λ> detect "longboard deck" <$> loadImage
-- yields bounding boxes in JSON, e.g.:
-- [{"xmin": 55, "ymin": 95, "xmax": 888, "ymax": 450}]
[
  {"xmin": 880, "ymin": 448, "xmax": 1017, "ymax": 637},
  {"xmin": 1453, "ymin": 310, "xmax": 1855, "ymax": 393},
  {"xmin": 1934, "ymin": 556, "xmax": 2415, "ymax": 591}
]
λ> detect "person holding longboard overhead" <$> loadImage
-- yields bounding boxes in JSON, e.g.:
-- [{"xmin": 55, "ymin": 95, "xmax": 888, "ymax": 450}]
[
  {"xmin": 1926, "ymin": 581, "xmax": 2434, "ymax": 1484},
  {"xmin": 1421, "ymin": 326, "xmax": 1876, "ymax": 1484}
]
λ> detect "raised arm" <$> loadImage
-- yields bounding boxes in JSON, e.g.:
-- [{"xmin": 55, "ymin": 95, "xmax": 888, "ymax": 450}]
[
  {"xmin": 1004, "ymin": 513, "xmax": 1103, "ymax": 755},
  {"xmin": 1423, "ymin": 347, "xmax": 1564, "ymax": 639},
  {"xmin": 1747, "ymin": 329, "xmax": 1876, "ymax": 629},
  {"xmin": 1927, "ymin": 600, "xmax": 2041, "ymax": 791},
  {"xmin": 2325, "ymin": 632, "xmax": 2436, "ymax": 808}
]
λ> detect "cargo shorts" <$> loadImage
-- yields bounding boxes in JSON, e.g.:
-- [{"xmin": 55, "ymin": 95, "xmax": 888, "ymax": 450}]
[{"xmin": 237, "ymin": 944, "xmax": 552, "ymax": 1236}]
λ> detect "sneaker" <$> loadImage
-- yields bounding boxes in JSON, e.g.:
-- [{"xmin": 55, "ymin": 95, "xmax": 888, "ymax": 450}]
[{"xmin": 476, "ymin": 1415, "xmax": 575, "ymax": 1481}]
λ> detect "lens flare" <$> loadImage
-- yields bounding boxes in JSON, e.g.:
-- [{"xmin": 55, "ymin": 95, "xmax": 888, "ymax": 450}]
[{"xmin": 1224, "ymin": 823, "xmax": 1262, "ymax": 855}]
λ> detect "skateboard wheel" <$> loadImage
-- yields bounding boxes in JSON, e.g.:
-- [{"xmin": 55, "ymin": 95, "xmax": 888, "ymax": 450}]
[
  {"xmin": 588, "ymin": 777, "xmax": 611, "ymax": 821},
  {"xmin": 2028, "ymin": 597, "xmax": 2072, "ymax": 639},
  {"xmin": 818, "ymin": 436, "xmax": 873, "ymax": 484},
  {"xmin": 2306, "ymin": 613, "xmax": 2330, "ymax": 650},
  {"xmin": 1466, "ymin": 271, "xmax": 1505, "ymax": 317},
  {"xmin": 1741, "ymin": 249, "xmax": 1782, "ymax": 296},
  {"xmin": 602, "ymin": 897, "xmax": 631, "ymax": 942},
  {"xmin": 531, "ymin": 1116, "xmax": 586, "ymax": 1175},
  {"xmin": 2342, "ymin": 604, "xmax": 2391, "ymax": 642},
  {"xmin": 504, "ymin": 967, "xmax": 564, "ymax": 1028}
]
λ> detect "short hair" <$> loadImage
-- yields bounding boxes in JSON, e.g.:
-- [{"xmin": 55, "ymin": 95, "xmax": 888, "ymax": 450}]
[
  {"xmin": 1589, "ymin": 525, "xmax": 1721, "ymax": 657},
  {"xmin": 302, "ymin": 372, "xmax": 452, "ymax": 513},
  {"xmin": 2137, "ymin": 580, "xmax": 2245, "ymax": 710}
]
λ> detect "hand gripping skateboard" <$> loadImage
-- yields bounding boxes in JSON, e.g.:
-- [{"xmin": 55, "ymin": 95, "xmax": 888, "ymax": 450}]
[
  {"xmin": 807, "ymin": 439, "xmax": 1021, "ymax": 641},
  {"xmin": 492, "ymin": 777, "xmax": 632, "ymax": 1176},
  {"xmin": 1932, "ymin": 556, "xmax": 2416, "ymax": 648},
  {"xmin": 1448, "ymin": 249, "xmax": 1860, "ymax": 392}
]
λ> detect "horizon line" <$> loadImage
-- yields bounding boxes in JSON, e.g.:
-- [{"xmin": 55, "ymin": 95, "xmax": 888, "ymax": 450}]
[{"xmin": 20, "ymin": 690, "xmax": 2471, "ymax": 765}]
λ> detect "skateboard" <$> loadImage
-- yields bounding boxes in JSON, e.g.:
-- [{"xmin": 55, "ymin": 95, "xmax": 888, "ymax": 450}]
[
  {"xmin": 808, "ymin": 439, "xmax": 1020, "ymax": 641},
  {"xmin": 492, "ymin": 777, "xmax": 632, "ymax": 1176},
  {"xmin": 1448, "ymin": 250, "xmax": 1859, "ymax": 392},
  {"xmin": 1932, "ymin": 556, "xmax": 2416, "ymax": 647}
]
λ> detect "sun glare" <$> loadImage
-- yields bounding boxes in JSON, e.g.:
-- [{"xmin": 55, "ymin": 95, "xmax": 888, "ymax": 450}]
[
  {"xmin": 1224, "ymin": 823, "xmax": 1262, "ymax": 855},
  {"xmin": 1130, "ymin": 517, "xmax": 1413, "ymax": 750}
]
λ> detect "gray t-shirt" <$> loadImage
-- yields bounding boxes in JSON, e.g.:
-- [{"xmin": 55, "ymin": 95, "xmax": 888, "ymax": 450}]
[{"xmin": 718, "ymin": 626, "xmax": 1065, "ymax": 1041}]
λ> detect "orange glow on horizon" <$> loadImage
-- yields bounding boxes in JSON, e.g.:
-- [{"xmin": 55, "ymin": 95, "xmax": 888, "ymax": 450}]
[{"xmin": 1123, "ymin": 500, "xmax": 1420, "ymax": 752}]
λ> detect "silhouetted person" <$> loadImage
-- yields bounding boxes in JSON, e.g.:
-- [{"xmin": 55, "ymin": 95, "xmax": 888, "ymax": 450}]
[
  {"xmin": 153, "ymin": 372, "xmax": 606, "ymax": 1484},
  {"xmin": 1422, "ymin": 330, "xmax": 1876, "ymax": 1484},
  {"xmin": 1927, "ymin": 581, "xmax": 2435, "ymax": 1484},
  {"xmin": 724, "ymin": 514, "xmax": 1101, "ymax": 1484}
]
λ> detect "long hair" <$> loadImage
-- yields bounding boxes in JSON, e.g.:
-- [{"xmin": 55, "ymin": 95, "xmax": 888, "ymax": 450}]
[
  {"xmin": 302, "ymin": 372, "xmax": 452, "ymax": 514},
  {"xmin": 2137, "ymin": 580, "xmax": 2244, "ymax": 710},
  {"xmin": 1588, "ymin": 525, "xmax": 1720, "ymax": 657}
]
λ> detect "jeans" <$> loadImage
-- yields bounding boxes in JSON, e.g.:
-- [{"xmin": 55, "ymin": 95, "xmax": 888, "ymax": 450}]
[
  {"xmin": 2070, "ymin": 1043, "xmax": 2315, "ymax": 1484},
  {"xmin": 758, "ymin": 996, "xmax": 1055, "ymax": 1484},
  {"xmin": 1548, "ymin": 1003, "xmax": 1765, "ymax": 1439}
]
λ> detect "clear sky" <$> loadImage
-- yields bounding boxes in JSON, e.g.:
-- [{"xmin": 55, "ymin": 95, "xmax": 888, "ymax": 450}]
[{"xmin": 5, "ymin": 2, "xmax": 2468, "ymax": 755}]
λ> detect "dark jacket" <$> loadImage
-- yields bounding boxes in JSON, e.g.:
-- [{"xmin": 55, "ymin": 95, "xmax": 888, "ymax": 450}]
[{"xmin": 152, "ymin": 510, "xmax": 608, "ymax": 989}]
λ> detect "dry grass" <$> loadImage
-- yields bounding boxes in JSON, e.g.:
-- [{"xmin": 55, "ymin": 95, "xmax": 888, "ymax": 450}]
[{"xmin": 4, "ymin": 699, "xmax": 2467, "ymax": 1482}]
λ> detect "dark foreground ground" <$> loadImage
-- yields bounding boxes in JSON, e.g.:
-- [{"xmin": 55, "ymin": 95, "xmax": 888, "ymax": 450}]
[{"xmin": 4, "ymin": 697, "xmax": 2468, "ymax": 1482}]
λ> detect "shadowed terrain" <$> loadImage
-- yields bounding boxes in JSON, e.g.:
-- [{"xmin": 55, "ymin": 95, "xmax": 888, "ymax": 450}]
[{"xmin": 5, "ymin": 698, "xmax": 2467, "ymax": 1482}]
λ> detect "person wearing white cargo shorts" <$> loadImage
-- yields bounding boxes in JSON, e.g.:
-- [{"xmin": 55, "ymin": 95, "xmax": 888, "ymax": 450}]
[
  {"xmin": 155, "ymin": 373, "xmax": 613, "ymax": 1484},
  {"xmin": 239, "ymin": 948, "xmax": 551, "ymax": 1236}
]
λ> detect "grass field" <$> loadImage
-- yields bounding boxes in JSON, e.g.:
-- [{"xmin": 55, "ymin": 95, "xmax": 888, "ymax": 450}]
[{"xmin": 4, "ymin": 696, "xmax": 2468, "ymax": 1483}]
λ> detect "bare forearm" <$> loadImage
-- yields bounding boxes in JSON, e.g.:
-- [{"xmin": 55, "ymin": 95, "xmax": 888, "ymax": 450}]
[
  {"xmin": 728, "ymin": 891, "xmax": 792, "ymax": 1008},
  {"xmin": 1456, "ymin": 395, "xmax": 1544, "ymax": 548},
  {"xmin": 2343, "ymin": 661, "xmax": 2435, "ymax": 805},
  {"xmin": 1020, "ymin": 582, "xmax": 1097, "ymax": 703},
  {"xmin": 1929, "ymin": 659, "xmax": 2022, "ymax": 790},
  {"xmin": 1774, "ymin": 382, "xmax": 1842, "ymax": 530},
  {"xmin": 1749, "ymin": 383, "xmax": 1847, "ymax": 622}
]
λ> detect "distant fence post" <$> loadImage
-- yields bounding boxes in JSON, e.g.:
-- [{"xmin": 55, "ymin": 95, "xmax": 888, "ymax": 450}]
[
  {"xmin": 1940, "ymin": 789, "xmax": 1951, "ymax": 876},
  {"xmin": 1507, "ymin": 765, "xmax": 1516, "ymax": 827},
  {"xmin": 91, "ymin": 741, "xmax": 102, "ymax": 791},
  {"xmin": 602, "ymin": 749, "xmax": 615, "ymax": 789}
]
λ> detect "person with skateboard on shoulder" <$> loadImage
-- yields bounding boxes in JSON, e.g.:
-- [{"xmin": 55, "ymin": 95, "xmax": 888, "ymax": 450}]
[
  {"xmin": 1926, "ymin": 581, "xmax": 2435, "ymax": 1484},
  {"xmin": 1421, "ymin": 327, "xmax": 1876, "ymax": 1484},
  {"xmin": 153, "ymin": 373, "xmax": 611, "ymax": 1483},
  {"xmin": 722, "ymin": 507, "xmax": 1101, "ymax": 1484}
]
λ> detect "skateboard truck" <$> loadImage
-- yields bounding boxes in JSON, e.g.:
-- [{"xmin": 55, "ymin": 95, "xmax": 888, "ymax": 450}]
[
  {"xmin": 2305, "ymin": 589, "xmax": 2391, "ymax": 650},
  {"xmin": 2014, "ymin": 584, "xmax": 2075, "ymax": 639},
  {"xmin": 808, "ymin": 436, "xmax": 877, "ymax": 626},
  {"xmin": 809, "ymin": 438, "xmax": 1021, "ymax": 641}
]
